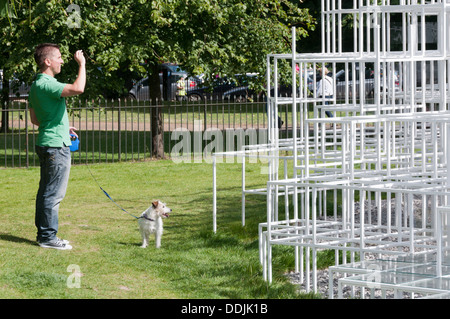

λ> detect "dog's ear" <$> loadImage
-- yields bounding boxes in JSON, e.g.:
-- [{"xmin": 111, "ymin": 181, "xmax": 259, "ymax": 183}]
[{"xmin": 152, "ymin": 200, "xmax": 159, "ymax": 208}]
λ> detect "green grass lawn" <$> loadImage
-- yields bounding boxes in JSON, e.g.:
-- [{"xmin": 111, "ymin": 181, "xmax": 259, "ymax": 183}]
[{"xmin": 0, "ymin": 159, "xmax": 326, "ymax": 299}]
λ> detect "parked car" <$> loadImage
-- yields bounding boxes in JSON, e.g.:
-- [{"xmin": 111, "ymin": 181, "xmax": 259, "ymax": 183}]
[
  {"xmin": 189, "ymin": 73, "xmax": 290, "ymax": 102},
  {"xmin": 307, "ymin": 68, "xmax": 375, "ymax": 100},
  {"xmin": 334, "ymin": 68, "xmax": 375, "ymax": 99},
  {"xmin": 222, "ymin": 85, "xmax": 263, "ymax": 102},
  {"xmin": 0, "ymin": 70, "xmax": 30, "ymax": 100},
  {"xmin": 376, "ymin": 68, "xmax": 401, "ymax": 97},
  {"xmin": 186, "ymin": 76, "xmax": 237, "ymax": 101},
  {"xmin": 186, "ymin": 74, "xmax": 260, "ymax": 101},
  {"xmin": 221, "ymin": 74, "xmax": 265, "ymax": 101},
  {"xmin": 128, "ymin": 64, "xmax": 199, "ymax": 101},
  {"xmin": 223, "ymin": 83, "xmax": 293, "ymax": 102}
]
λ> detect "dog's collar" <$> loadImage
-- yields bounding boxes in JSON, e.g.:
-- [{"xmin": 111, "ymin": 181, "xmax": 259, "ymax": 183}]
[{"xmin": 139, "ymin": 215, "xmax": 155, "ymax": 222}]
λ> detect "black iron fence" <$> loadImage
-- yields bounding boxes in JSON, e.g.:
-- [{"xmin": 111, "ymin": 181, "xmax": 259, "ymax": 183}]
[{"xmin": 0, "ymin": 97, "xmax": 294, "ymax": 168}]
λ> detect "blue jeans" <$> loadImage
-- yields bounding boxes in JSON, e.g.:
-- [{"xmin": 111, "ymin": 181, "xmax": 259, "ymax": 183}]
[
  {"xmin": 323, "ymin": 95, "xmax": 333, "ymax": 117},
  {"xmin": 35, "ymin": 146, "xmax": 71, "ymax": 243}
]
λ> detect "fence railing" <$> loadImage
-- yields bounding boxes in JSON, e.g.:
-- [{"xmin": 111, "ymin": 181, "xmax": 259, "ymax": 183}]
[{"xmin": 0, "ymin": 97, "xmax": 294, "ymax": 168}]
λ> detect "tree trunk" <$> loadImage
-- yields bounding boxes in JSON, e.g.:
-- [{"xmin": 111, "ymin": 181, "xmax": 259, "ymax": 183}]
[
  {"xmin": 0, "ymin": 72, "xmax": 9, "ymax": 133},
  {"xmin": 148, "ymin": 63, "xmax": 164, "ymax": 159}
]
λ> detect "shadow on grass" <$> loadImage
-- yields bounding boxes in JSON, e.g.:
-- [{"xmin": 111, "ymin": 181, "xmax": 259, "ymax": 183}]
[
  {"xmin": 0, "ymin": 233, "xmax": 37, "ymax": 246},
  {"xmin": 117, "ymin": 241, "xmax": 142, "ymax": 247}
]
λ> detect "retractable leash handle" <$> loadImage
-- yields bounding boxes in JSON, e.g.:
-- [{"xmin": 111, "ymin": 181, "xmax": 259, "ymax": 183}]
[{"xmin": 70, "ymin": 134, "xmax": 80, "ymax": 152}]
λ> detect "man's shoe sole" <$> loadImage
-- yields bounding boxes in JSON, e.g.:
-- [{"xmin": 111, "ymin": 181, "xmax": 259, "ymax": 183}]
[{"xmin": 38, "ymin": 242, "xmax": 72, "ymax": 250}]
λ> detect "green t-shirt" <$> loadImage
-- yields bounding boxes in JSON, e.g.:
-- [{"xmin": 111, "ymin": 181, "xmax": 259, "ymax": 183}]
[{"xmin": 29, "ymin": 73, "xmax": 71, "ymax": 147}]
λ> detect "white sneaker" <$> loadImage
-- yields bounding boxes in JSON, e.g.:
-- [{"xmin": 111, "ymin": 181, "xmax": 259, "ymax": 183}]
[
  {"xmin": 58, "ymin": 238, "xmax": 70, "ymax": 245},
  {"xmin": 38, "ymin": 238, "xmax": 72, "ymax": 250}
]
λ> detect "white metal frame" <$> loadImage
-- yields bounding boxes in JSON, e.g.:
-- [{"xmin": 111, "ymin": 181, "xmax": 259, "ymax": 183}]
[{"xmin": 213, "ymin": 0, "xmax": 450, "ymax": 298}]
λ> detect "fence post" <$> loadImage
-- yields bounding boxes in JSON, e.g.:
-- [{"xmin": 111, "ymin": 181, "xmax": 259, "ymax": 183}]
[
  {"xmin": 118, "ymin": 98, "xmax": 121, "ymax": 161},
  {"xmin": 151, "ymin": 98, "xmax": 164, "ymax": 159},
  {"xmin": 25, "ymin": 101, "xmax": 29, "ymax": 168},
  {"xmin": 204, "ymin": 98, "xmax": 207, "ymax": 132}
]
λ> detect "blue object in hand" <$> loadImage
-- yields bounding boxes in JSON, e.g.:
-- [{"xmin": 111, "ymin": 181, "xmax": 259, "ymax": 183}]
[{"xmin": 70, "ymin": 134, "xmax": 79, "ymax": 152}]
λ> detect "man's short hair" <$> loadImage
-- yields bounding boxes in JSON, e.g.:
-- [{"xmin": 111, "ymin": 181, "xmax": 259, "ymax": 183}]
[{"xmin": 34, "ymin": 43, "xmax": 60, "ymax": 70}]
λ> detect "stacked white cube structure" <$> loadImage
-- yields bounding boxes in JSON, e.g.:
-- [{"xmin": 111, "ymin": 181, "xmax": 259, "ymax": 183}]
[{"xmin": 260, "ymin": 0, "xmax": 450, "ymax": 298}]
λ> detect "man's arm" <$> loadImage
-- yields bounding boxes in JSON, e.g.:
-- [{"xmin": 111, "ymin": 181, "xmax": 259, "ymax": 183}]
[
  {"xmin": 61, "ymin": 50, "xmax": 86, "ymax": 97},
  {"xmin": 29, "ymin": 108, "xmax": 40, "ymax": 127}
]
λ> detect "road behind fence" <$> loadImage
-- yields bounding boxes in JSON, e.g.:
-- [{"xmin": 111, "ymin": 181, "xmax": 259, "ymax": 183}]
[{"xmin": 0, "ymin": 97, "xmax": 294, "ymax": 168}]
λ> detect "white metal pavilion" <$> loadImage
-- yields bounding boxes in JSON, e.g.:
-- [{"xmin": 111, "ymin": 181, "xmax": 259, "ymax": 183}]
[{"xmin": 213, "ymin": 0, "xmax": 450, "ymax": 298}]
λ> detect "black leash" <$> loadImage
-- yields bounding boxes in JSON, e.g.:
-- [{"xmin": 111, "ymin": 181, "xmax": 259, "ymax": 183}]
[{"xmin": 86, "ymin": 165, "xmax": 153, "ymax": 221}]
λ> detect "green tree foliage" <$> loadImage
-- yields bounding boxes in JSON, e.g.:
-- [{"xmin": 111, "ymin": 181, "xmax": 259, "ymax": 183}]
[
  {"xmin": 1, "ymin": 0, "xmax": 132, "ymax": 98},
  {"xmin": 2, "ymin": 0, "xmax": 315, "ymax": 96},
  {"xmin": 1, "ymin": 0, "xmax": 315, "ymax": 155}
]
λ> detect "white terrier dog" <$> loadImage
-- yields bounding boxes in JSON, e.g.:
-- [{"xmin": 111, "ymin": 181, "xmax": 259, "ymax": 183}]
[{"xmin": 138, "ymin": 200, "xmax": 171, "ymax": 248}]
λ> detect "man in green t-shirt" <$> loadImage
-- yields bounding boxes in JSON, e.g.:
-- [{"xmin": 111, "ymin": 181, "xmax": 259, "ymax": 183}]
[{"xmin": 29, "ymin": 43, "xmax": 86, "ymax": 250}]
